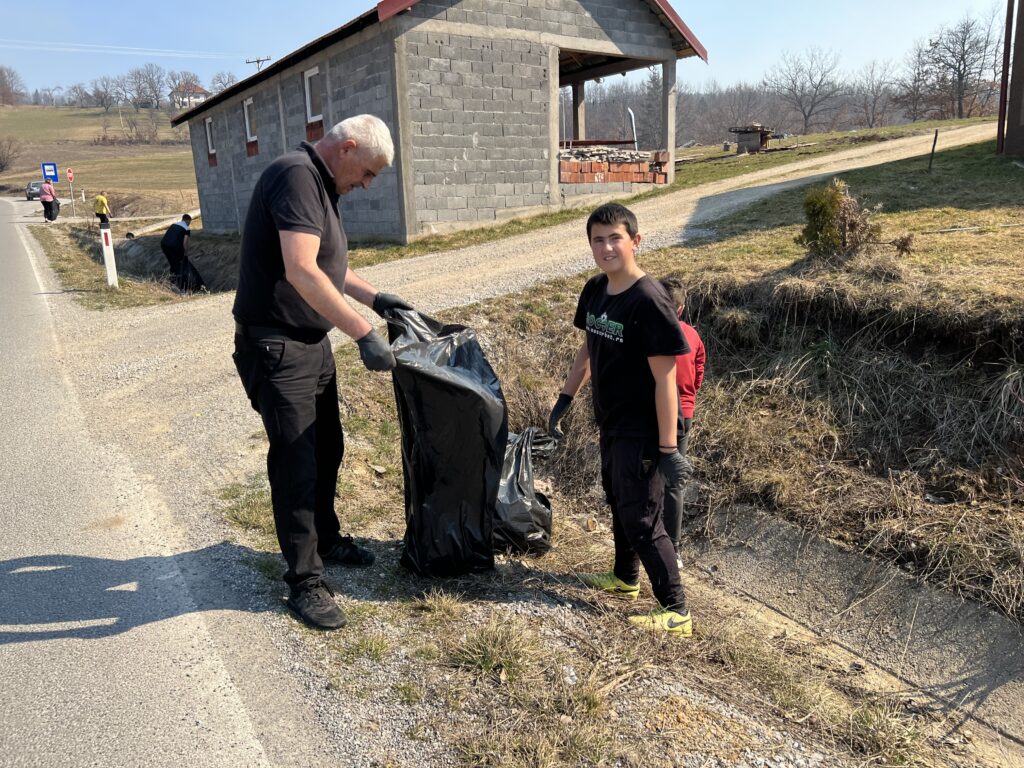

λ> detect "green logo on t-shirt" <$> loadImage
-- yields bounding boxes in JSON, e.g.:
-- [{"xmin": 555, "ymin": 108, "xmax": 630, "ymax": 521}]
[{"xmin": 587, "ymin": 312, "xmax": 624, "ymax": 342}]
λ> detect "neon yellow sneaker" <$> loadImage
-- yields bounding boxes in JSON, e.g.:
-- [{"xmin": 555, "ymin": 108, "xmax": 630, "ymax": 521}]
[
  {"xmin": 629, "ymin": 609, "xmax": 693, "ymax": 636},
  {"xmin": 577, "ymin": 571, "xmax": 640, "ymax": 600}
]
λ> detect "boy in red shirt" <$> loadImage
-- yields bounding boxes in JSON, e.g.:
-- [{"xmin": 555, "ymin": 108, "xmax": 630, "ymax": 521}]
[
  {"xmin": 659, "ymin": 277, "xmax": 705, "ymax": 550},
  {"xmin": 549, "ymin": 204, "xmax": 693, "ymax": 635}
]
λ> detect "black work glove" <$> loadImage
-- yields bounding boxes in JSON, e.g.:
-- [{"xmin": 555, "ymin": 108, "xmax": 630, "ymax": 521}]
[
  {"xmin": 658, "ymin": 450, "xmax": 693, "ymax": 488},
  {"xmin": 548, "ymin": 393, "xmax": 574, "ymax": 441},
  {"xmin": 372, "ymin": 292, "xmax": 413, "ymax": 318},
  {"xmin": 356, "ymin": 329, "xmax": 397, "ymax": 372}
]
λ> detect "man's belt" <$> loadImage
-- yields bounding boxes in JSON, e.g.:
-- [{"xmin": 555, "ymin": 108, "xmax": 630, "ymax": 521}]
[{"xmin": 234, "ymin": 321, "xmax": 326, "ymax": 343}]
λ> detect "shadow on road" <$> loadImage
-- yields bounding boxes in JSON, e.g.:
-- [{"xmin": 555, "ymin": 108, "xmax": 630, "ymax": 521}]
[{"xmin": 0, "ymin": 541, "xmax": 270, "ymax": 644}]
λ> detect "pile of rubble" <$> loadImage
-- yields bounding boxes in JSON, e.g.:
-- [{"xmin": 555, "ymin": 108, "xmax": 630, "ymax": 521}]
[
  {"xmin": 558, "ymin": 146, "xmax": 651, "ymax": 164},
  {"xmin": 558, "ymin": 145, "xmax": 670, "ymax": 186}
]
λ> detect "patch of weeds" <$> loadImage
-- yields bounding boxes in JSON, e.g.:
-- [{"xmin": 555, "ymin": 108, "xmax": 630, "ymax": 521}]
[
  {"xmin": 413, "ymin": 642, "xmax": 441, "ymax": 661},
  {"xmin": 334, "ymin": 632, "xmax": 391, "ymax": 663},
  {"xmin": 393, "ymin": 680, "xmax": 424, "ymax": 705},
  {"xmin": 847, "ymin": 699, "xmax": 923, "ymax": 766},
  {"xmin": 220, "ymin": 483, "xmax": 274, "ymax": 540},
  {"xmin": 449, "ymin": 615, "xmax": 540, "ymax": 685},
  {"xmin": 245, "ymin": 552, "xmax": 283, "ymax": 583},
  {"xmin": 412, "ymin": 587, "xmax": 465, "ymax": 623}
]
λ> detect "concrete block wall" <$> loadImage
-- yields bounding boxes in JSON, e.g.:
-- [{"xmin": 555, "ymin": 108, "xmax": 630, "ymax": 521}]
[
  {"xmin": 403, "ymin": 28, "xmax": 552, "ymax": 232},
  {"xmin": 187, "ymin": 25, "xmax": 404, "ymax": 240},
  {"xmin": 326, "ymin": 33, "xmax": 400, "ymax": 239},
  {"xmin": 406, "ymin": 0, "xmax": 671, "ymax": 52}
]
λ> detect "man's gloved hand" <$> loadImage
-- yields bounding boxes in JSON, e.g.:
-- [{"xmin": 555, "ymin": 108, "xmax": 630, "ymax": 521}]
[
  {"xmin": 356, "ymin": 329, "xmax": 397, "ymax": 372},
  {"xmin": 658, "ymin": 450, "xmax": 693, "ymax": 488},
  {"xmin": 548, "ymin": 393, "xmax": 574, "ymax": 441},
  {"xmin": 372, "ymin": 292, "xmax": 413, "ymax": 318}
]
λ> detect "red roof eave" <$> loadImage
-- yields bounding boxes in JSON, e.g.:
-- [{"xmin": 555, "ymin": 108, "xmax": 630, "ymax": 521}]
[
  {"xmin": 651, "ymin": 0, "xmax": 708, "ymax": 62},
  {"xmin": 377, "ymin": 0, "xmax": 419, "ymax": 22}
]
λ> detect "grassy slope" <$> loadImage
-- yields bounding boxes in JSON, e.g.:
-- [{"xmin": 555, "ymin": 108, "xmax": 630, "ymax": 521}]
[
  {"xmin": 0, "ymin": 105, "xmax": 196, "ymax": 214},
  {"xmin": 219, "ymin": 138, "xmax": 1021, "ymax": 767}
]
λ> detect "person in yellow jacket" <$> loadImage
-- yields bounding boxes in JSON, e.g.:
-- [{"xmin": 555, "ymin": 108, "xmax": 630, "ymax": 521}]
[{"xmin": 93, "ymin": 191, "xmax": 111, "ymax": 225}]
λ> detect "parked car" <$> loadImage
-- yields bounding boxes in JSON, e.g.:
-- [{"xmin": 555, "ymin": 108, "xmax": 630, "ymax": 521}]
[{"xmin": 25, "ymin": 180, "xmax": 43, "ymax": 200}]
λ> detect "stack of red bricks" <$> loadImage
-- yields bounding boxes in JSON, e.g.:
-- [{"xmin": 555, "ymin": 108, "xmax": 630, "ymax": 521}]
[{"xmin": 559, "ymin": 159, "xmax": 668, "ymax": 185}]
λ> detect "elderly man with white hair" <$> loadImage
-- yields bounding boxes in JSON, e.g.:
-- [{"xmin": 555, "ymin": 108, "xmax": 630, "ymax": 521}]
[{"xmin": 232, "ymin": 114, "xmax": 413, "ymax": 630}]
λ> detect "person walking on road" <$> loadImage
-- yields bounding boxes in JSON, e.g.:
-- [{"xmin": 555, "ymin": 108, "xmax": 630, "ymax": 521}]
[
  {"xmin": 232, "ymin": 114, "xmax": 414, "ymax": 631},
  {"xmin": 39, "ymin": 180, "xmax": 57, "ymax": 223},
  {"xmin": 94, "ymin": 191, "xmax": 112, "ymax": 225}
]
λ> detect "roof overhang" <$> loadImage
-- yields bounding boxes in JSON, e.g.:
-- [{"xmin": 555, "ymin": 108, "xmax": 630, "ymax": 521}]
[{"xmin": 172, "ymin": 0, "xmax": 706, "ymax": 126}]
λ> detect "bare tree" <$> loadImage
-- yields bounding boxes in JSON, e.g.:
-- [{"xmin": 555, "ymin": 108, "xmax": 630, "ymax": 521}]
[
  {"xmin": 65, "ymin": 83, "xmax": 92, "ymax": 107},
  {"xmin": 893, "ymin": 41, "xmax": 933, "ymax": 121},
  {"xmin": 851, "ymin": 59, "xmax": 896, "ymax": 128},
  {"xmin": 0, "ymin": 137, "xmax": 20, "ymax": 173},
  {"xmin": 0, "ymin": 66, "xmax": 26, "ymax": 106},
  {"xmin": 91, "ymin": 76, "xmax": 118, "ymax": 112},
  {"xmin": 210, "ymin": 71, "xmax": 238, "ymax": 93},
  {"xmin": 928, "ymin": 15, "xmax": 990, "ymax": 119},
  {"xmin": 764, "ymin": 48, "xmax": 845, "ymax": 134},
  {"xmin": 138, "ymin": 63, "xmax": 167, "ymax": 108}
]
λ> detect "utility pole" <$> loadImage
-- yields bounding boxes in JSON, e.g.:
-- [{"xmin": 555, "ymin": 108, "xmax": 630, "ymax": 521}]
[
  {"xmin": 246, "ymin": 56, "xmax": 272, "ymax": 72},
  {"xmin": 1005, "ymin": 0, "xmax": 1024, "ymax": 155}
]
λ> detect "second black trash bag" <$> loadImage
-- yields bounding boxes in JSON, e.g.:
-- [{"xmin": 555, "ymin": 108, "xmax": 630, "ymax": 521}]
[
  {"xmin": 386, "ymin": 309, "xmax": 508, "ymax": 577},
  {"xmin": 494, "ymin": 428, "xmax": 555, "ymax": 556}
]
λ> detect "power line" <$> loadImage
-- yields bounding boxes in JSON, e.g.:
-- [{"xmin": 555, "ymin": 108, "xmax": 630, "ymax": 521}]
[{"xmin": 0, "ymin": 38, "xmax": 238, "ymax": 59}]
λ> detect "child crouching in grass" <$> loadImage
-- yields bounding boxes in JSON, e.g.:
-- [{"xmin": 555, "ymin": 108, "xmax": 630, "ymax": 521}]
[{"xmin": 548, "ymin": 203, "xmax": 693, "ymax": 635}]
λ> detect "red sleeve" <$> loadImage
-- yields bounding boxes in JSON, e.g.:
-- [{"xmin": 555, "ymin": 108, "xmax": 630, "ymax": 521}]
[{"xmin": 694, "ymin": 336, "xmax": 705, "ymax": 391}]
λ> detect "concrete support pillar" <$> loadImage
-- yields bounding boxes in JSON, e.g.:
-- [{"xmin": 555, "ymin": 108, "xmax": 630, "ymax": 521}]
[
  {"xmin": 548, "ymin": 46, "xmax": 561, "ymax": 206},
  {"xmin": 572, "ymin": 81, "xmax": 586, "ymax": 141},
  {"xmin": 392, "ymin": 33, "xmax": 417, "ymax": 242},
  {"xmin": 662, "ymin": 59, "xmax": 677, "ymax": 183},
  {"xmin": 1007, "ymin": 0, "xmax": 1024, "ymax": 155}
]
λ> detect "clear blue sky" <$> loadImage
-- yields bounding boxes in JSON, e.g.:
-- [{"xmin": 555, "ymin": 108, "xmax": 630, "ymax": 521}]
[{"xmin": 0, "ymin": 0, "xmax": 1003, "ymax": 94}]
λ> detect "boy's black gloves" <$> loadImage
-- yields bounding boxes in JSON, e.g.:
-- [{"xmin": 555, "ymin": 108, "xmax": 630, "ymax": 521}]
[
  {"xmin": 372, "ymin": 292, "xmax": 413, "ymax": 318},
  {"xmin": 356, "ymin": 329, "xmax": 397, "ymax": 371},
  {"xmin": 658, "ymin": 451, "xmax": 693, "ymax": 488},
  {"xmin": 548, "ymin": 393, "xmax": 574, "ymax": 440}
]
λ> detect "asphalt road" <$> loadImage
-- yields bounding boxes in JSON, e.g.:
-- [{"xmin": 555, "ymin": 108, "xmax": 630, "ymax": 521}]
[{"xmin": 0, "ymin": 198, "xmax": 271, "ymax": 766}]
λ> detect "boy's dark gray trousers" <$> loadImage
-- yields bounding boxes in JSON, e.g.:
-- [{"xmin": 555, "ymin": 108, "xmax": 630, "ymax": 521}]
[
  {"xmin": 600, "ymin": 434, "xmax": 687, "ymax": 613},
  {"xmin": 233, "ymin": 328, "xmax": 344, "ymax": 591},
  {"xmin": 662, "ymin": 416, "xmax": 694, "ymax": 546}
]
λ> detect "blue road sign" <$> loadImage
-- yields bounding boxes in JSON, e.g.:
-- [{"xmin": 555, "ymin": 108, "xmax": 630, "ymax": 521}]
[{"xmin": 41, "ymin": 163, "xmax": 58, "ymax": 182}]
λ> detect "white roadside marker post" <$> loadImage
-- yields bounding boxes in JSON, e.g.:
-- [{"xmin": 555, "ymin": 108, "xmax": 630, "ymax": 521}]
[{"xmin": 98, "ymin": 222, "xmax": 119, "ymax": 289}]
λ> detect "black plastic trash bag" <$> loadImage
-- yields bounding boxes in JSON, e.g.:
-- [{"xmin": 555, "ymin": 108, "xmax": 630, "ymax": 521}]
[
  {"xmin": 494, "ymin": 428, "xmax": 555, "ymax": 556},
  {"xmin": 386, "ymin": 309, "xmax": 508, "ymax": 577}
]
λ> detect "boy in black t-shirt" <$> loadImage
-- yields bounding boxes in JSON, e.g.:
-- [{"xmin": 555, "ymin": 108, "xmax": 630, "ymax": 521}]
[{"xmin": 549, "ymin": 203, "xmax": 693, "ymax": 635}]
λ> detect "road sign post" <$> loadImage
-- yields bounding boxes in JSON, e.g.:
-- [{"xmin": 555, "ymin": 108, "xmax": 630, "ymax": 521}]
[
  {"xmin": 98, "ymin": 222, "xmax": 119, "ymax": 289},
  {"xmin": 66, "ymin": 168, "xmax": 76, "ymax": 218}
]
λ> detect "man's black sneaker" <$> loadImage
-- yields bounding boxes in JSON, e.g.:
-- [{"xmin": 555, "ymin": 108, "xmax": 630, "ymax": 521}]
[
  {"xmin": 286, "ymin": 581, "xmax": 347, "ymax": 630},
  {"xmin": 321, "ymin": 535, "xmax": 375, "ymax": 567}
]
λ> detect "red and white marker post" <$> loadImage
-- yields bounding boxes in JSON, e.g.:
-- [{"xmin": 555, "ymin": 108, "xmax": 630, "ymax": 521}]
[
  {"xmin": 98, "ymin": 222, "xmax": 119, "ymax": 289},
  {"xmin": 66, "ymin": 168, "xmax": 77, "ymax": 218}
]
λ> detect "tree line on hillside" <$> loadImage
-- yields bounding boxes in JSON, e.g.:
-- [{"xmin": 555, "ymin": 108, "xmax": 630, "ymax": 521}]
[
  {"xmin": 564, "ymin": 10, "xmax": 1004, "ymax": 148},
  {"xmin": 0, "ymin": 63, "xmax": 237, "ymax": 112}
]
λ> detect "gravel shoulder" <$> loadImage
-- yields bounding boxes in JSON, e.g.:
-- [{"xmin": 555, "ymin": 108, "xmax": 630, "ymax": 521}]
[{"xmin": 24, "ymin": 122, "xmax": 997, "ymax": 766}]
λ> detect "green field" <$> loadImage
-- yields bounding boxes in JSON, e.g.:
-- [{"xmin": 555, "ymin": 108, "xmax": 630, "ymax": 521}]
[{"xmin": 0, "ymin": 104, "xmax": 183, "ymax": 143}]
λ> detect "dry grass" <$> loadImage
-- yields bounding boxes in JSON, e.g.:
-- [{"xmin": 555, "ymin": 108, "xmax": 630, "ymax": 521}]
[
  {"xmin": 29, "ymin": 223, "xmax": 184, "ymax": 310},
  {"xmin": 211, "ymin": 135, "xmax": 1023, "ymax": 767}
]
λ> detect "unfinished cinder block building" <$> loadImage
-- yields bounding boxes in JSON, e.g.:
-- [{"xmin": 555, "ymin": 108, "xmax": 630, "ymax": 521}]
[{"xmin": 172, "ymin": 0, "xmax": 706, "ymax": 242}]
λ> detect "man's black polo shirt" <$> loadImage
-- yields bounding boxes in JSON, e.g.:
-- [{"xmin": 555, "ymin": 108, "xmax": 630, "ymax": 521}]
[{"xmin": 233, "ymin": 142, "xmax": 347, "ymax": 333}]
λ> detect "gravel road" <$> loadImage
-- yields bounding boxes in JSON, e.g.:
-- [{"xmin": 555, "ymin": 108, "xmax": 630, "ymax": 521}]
[{"xmin": 3, "ymin": 123, "xmax": 995, "ymax": 766}]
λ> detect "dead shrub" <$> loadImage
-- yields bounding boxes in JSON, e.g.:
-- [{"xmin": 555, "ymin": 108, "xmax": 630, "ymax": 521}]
[{"xmin": 796, "ymin": 178, "xmax": 913, "ymax": 262}]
